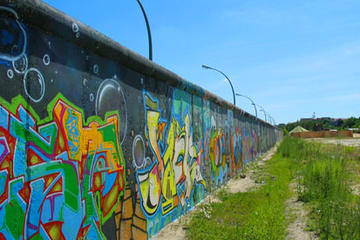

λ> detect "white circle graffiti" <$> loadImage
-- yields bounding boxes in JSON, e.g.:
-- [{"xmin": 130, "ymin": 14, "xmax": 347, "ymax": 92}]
[
  {"xmin": 23, "ymin": 68, "xmax": 45, "ymax": 103},
  {"xmin": 43, "ymin": 54, "xmax": 50, "ymax": 66},
  {"xmin": 89, "ymin": 93, "xmax": 95, "ymax": 102},
  {"xmin": 0, "ymin": 7, "xmax": 27, "ymax": 62},
  {"xmin": 95, "ymin": 78, "xmax": 127, "ymax": 144},
  {"xmin": 7, "ymin": 69, "xmax": 14, "ymax": 79},
  {"xmin": 12, "ymin": 54, "xmax": 28, "ymax": 74},
  {"xmin": 132, "ymin": 135, "xmax": 146, "ymax": 169},
  {"xmin": 72, "ymin": 23, "xmax": 79, "ymax": 33}
]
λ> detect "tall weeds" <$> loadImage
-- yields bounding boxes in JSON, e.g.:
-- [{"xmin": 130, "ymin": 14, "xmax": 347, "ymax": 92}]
[
  {"xmin": 186, "ymin": 138, "xmax": 360, "ymax": 240},
  {"xmin": 280, "ymin": 137, "xmax": 360, "ymax": 240}
]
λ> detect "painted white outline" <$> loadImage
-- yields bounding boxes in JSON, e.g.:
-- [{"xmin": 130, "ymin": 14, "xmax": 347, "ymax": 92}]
[
  {"xmin": 23, "ymin": 68, "xmax": 45, "ymax": 103},
  {"xmin": 0, "ymin": 6, "xmax": 27, "ymax": 62},
  {"xmin": 132, "ymin": 135, "xmax": 145, "ymax": 169},
  {"xmin": 7, "ymin": 69, "xmax": 14, "ymax": 79},
  {"xmin": 42, "ymin": 54, "xmax": 50, "ymax": 66},
  {"xmin": 95, "ymin": 78, "xmax": 128, "ymax": 144},
  {"xmin": 71, "ymin": 22, "xmax": 79, "ymax": 33},
  {"xmin": 89, "ymin": 93, "xmax": 94, "ymax": 102},
  {"xmin": 12, "ymin": 54, "xmax": 28, "ymax": 74}
]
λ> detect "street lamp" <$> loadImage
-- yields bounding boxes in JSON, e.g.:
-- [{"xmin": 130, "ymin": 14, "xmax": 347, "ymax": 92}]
[
  {"xmin": 136, "ymin": 0, "xmax": 153, "ymax": 60},
  {"xmin": 236, "ymin": 93, "xmax": 261, "ymax": 156},
  {"xmin": 235, "ymin": 93, "xmax": 257, "ymax": 118},
  {"xmin": 269, "ymin": 116, "xmax": 276, "ymax": 126},
  {"xmin": 202, "ymin": 65, "xmax": 236, "ymax": 106},
  {"xmin": 257, "ymin": 105, "xmax": 267, "ymax": 122}
]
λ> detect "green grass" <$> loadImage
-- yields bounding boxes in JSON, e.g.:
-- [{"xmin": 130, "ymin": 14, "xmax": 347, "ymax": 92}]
[
  {"xmin": 186, "ymin": 139, "xmax": 301, "ymax": 240},
  {"xmin": 186, "ymin": 137, "xmax": 360, "ymax": 240},
  {"xmin": 294, "ymin": 139, "xmax": 360, "ymax": 240}
]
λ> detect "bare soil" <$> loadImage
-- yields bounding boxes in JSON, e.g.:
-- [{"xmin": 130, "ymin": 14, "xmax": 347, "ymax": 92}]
[{"xmin": 285, "ymin": 182, "xmax": 318, "ymax": 240}]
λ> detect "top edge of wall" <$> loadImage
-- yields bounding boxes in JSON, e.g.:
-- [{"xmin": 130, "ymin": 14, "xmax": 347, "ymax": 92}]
[{"xmin": 3, "ymin": 0, "xmax": 275, "ymax": 128}]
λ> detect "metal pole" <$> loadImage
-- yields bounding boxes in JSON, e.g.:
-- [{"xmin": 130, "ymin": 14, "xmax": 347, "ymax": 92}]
[
  {"xmin": 257, "ymin": 105, "xmax": 267, "ymax": 122},
  {"xmin": 202, "ymin": 65, "xmax": 236, "ymax": 106},
  {"xmin": 235, "ymin": 93, "xmax": 257, "ymax": 118},
  {"xmin": 136, "ymin": 0, "xmax": 153, "ymax": 61}
]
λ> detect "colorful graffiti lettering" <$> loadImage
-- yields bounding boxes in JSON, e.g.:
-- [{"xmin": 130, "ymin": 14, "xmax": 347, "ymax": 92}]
[
  {"xmin": 231, "ymin": 128, "xmax": 242, "ymax": 176},
  {"xmin": 209, "ymin": 122, "xmax": 227, "ymax": 186},
  {"xmin": 0, "ymin": 94, "xmax": 125, "ymax": 239},
  {"xmin": 133, "ymin": 91, "xmax": 206, "ymax": 237}
]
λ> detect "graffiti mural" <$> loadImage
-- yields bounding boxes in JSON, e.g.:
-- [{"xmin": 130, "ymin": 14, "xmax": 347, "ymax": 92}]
[
  {"xmin": 132, "ymin": 90, "xmax": 206, "ymax": 237},
  {"xmin": 230, "ymin": 128, "xmax": 242, "ymax": 176},
  {"xmin": 209, "ymin": 120, "xmax": 227, "ymax": 186},
  {"xmin": 0, "ymin": 2, "xmax": 282, "ymax": 239},
  {"xmin": 0, "ymin": 95, "xmax": 126, "ymax": 239}
]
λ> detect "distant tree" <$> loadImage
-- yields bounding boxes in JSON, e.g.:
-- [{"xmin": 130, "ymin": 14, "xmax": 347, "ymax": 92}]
[
  {"xmin": 303, "ymin": 120, "xmax": 315, "ymax": 131},
  {"xmin": 343, "ymin": 117, "xmax": 359, "ymax": 128},
  {"xmin": 283, "ymin": 117, "xmax": 360, "ymax": 132},
  {"xmin": 283, "ymin": 128, "xmax": 289, "ymax": 136},
  {"xmin": 334, "ymin": 119, "xmax": 344, "ymax": 128}
]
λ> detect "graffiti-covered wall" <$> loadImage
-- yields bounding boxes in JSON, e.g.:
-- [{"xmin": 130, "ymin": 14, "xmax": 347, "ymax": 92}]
[{"xmin": 0, "ymin": 1, "xmax": 282, "ymax": 239}]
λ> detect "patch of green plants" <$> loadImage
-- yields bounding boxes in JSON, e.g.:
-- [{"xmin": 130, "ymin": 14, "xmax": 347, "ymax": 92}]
[
  {"xmin": 293, "ymin": 139, "xmax": 360, "ymax": 240},
  {"xmin": 186, "ymin": 137, "xmax": 360, "ymax": 240},
  {"xmin": 276, "ymin": 137, "xmax": 360, "ymax": 240},
  {"xmin": 186, "ymin": 139, "xmax": 301, "ymax": 240}
]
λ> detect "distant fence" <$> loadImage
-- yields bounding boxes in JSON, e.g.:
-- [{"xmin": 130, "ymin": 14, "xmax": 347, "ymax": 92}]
[
  {"xmin": 292, "ymin": 131, "xmax": 353, "ymax": 138},
  {"xmin": 0, "ymin": 1, "xmax": 282, "ymax": 239}
]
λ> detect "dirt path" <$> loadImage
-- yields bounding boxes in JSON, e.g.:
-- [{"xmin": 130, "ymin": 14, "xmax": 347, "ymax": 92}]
[
  {"xmin": 152, "ymin": 145, "xmax": 279, "ymax": 240},
  {"xmin": 226, "ymin": 145, "xmax": 277, "ymax": 193},
  {"xmin": 285, "ymin": 182, "xmax": 318, "ymax": 240}
]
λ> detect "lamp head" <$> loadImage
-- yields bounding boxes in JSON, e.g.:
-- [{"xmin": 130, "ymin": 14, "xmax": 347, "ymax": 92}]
[{"xmin": 202, "ymin": 64, "xmax": 211, "ymax": 69}]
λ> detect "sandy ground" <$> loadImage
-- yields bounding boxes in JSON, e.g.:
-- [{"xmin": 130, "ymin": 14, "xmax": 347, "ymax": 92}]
[
  {"xmin": 307, "ymin": 138, "xmax": 360, "ymax": 147},
  {"xmin": 285, "ymin": 183, "xmax": 318, "ymax": 240},
  {"xmin": 151, "ymin": 145, "xmax": 279, "ymax": 240}
]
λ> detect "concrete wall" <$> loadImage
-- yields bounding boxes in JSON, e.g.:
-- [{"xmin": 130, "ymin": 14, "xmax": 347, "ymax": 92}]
[{"xmin": 0, "ymin": 1, "xmax": 282, "ymax": 239}]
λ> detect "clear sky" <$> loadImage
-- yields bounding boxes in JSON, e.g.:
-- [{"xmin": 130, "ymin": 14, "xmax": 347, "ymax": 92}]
[{"xmin": 43, "ymin": 0, "xmax": 360, "ymax": 124}]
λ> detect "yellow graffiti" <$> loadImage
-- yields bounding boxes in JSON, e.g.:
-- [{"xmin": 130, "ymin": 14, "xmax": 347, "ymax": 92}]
[
  {"xmin": 141, "ymin": 100, "xmax": 205, "ymax": 215},
  {"xmin": 54, "ymin": 100, "xmax": 124, "ymax": 172},
  {"xmin": 137, "ymin": 164, "xmax": 162, "ymax": 215}
]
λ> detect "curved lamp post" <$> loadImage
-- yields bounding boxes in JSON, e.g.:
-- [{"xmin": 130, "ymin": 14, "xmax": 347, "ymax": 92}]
[
  {"xmin": 202, "ymin": 65, "xmax": 236, "ymax": 106},
  {"xmin": 235, "ymin": 93, "xmax": 257, "ymax": 118},
  {"xmin": 257, "ymin": 104, "xmax": 267, "ymax": 122},
  {"xmin": 236, "ymin": 93, "xmax": 261, "ymax": 156},
  {"xmin": 269, "ymin": 116, "xmax": 276, "ymax": 126},
  {"xmin": 136, "ymin": 0, "xmax": 153, "ymax": 60}
]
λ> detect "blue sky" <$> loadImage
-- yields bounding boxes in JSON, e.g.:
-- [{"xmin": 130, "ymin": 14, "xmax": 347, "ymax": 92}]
[{"xmin": 43, "ymin": 0, "xmax": 360, "ymax": 124}]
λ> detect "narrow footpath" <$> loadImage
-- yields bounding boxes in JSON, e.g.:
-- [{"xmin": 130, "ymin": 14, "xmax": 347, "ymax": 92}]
[{"xmin": 285, "ymin": 182, "xmax": 318, "ymax": 240}]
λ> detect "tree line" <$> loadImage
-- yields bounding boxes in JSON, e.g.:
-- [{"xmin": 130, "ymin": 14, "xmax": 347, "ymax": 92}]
[{"xmin": 279, "ymin": 117, "xmax": 360, "ymax": 133}]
